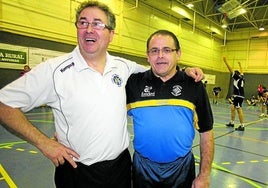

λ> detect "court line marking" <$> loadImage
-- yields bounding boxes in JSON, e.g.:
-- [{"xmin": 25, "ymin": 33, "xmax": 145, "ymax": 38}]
[
  {"xmin": 0, "ymin": 164, "xmax": 17, "ymax": 188},
  {"xmin": 194, "ymin": 155, "xmax": 266, "ymax": 188}
]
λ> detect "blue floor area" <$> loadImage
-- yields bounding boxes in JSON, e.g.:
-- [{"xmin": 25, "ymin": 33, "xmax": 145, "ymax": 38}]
[{"xmin": 0, "ymin": 100, "xmax": 268, "ymax": 188}]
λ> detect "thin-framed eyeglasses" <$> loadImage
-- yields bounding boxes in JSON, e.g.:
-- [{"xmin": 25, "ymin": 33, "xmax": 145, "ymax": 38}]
[
  {"xmin": 147, "ymin": 47, "xmax": 178, "ymax": 56},
  {"xmin": 76, "ymin": 20, "xmax": 112, "ymax": 30}
]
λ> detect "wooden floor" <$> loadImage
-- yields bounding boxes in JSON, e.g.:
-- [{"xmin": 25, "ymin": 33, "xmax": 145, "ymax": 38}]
[{"xmin": 0, "ymin": 100, "xmax": 268, "ymax": 188}]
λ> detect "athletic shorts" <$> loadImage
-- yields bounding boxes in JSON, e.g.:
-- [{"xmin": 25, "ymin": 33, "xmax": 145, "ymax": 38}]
[
  {"xmin": 132, "ymin": 151, "xmax": 195, "ymax": 188},
  {"xmin": 233, "ymin": 96, "xmax": 244, "ymax": 108}
]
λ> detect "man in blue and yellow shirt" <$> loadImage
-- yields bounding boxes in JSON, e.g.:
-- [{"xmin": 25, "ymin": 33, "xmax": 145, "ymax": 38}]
[{"xmin": 126, "ymin": 30, "xmax": 214, "ymax": 188}]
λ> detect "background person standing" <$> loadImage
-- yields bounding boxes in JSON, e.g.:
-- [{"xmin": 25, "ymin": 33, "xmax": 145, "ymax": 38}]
[
  {"xmin": 20, "ymin": 65, "xmax": 31, "ymax": 76},
  {"xmin": 212, "ymin": 86, "xmax": 222, "ymax": 104},
  {"xmin": 223, "ymin": 57, "xmax": 245, "ymax": 131}
]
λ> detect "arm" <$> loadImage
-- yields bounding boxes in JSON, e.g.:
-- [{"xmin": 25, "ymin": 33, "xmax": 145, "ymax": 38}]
[
  {"xmin": 184, "ymin": 67, "xmax": 205, "ymax": 82},
  {"xmin": 0, "ymin": 102, "xmax": 79, "ymax": 168},
  {"xmin": 192, "ymin": 130, "xmax": 214, "ymax": 188},
  {"xmin": 133, "ymin": 62, "xmax": 204, "ymax": 82},
  {"xmin": 223, "ymin": 57, "xmax": 233, "ymax": 73},
  {"xmin": 134, "ymin": 63, "xmax": 148, "ymax": 73},
  {"xmin": 238, "ymin": 62, "xmax": 243, "ymax": 75}
]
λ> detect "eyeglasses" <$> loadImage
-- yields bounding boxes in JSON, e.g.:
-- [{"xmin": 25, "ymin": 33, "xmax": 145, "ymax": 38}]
[
  {"xmin": 76, "ymin": 20, "xmax": 112, "ymax": 30},
  {"xmin": 147, "ymin": 47, "xmax": 178, "ymax": 56}
]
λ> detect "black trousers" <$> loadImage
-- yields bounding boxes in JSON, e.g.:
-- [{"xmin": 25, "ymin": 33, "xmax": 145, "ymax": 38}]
[{"xmin": 54, "ymin": 149, "xmax": 131, "ymax": 188}]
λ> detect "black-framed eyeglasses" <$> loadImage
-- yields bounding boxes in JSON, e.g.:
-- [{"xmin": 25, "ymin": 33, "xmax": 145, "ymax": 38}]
[
  {"xmin": 147, "ymin": 47, "xmax": 178, "ymax": 56},
  {"xmin": 76, "ymin": 20, "xmax": 112, "ymax": 30}
]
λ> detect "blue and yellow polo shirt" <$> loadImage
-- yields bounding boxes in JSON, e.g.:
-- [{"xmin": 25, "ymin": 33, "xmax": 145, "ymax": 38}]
[{"xmin": 126, "ymin": 68, "xmax": 213, "ymax": 163}]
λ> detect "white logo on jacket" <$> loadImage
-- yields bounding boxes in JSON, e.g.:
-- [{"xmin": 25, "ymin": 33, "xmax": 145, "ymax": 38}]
[
  {"xmin": 171, "ymin": 85, "xmax": 182, "ymax": 96},
  {"xmin": 141, "ymin": 86, "xmax": 155, "ymax": 97}
]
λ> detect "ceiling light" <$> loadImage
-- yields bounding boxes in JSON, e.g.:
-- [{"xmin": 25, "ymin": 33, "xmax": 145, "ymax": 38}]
[
  {"xmin": 259, "ymin": 27, "xmax": 265, "ymax": 31},
  {"xmin": 221, "ymin": 24, "xmax": 228, "ymax": 28},
  {"xmin": 186, "ymin": 3, "xmax": 194, "ymax": 9},
  {"xmin": 171, "ymin": 5, "xmax": 191, "ymax": 19}
]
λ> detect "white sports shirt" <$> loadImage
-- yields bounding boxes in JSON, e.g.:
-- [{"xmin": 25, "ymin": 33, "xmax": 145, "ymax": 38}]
[{"xmin": 0, "ymin": 46, "xmax": 146, "ymax": 165}]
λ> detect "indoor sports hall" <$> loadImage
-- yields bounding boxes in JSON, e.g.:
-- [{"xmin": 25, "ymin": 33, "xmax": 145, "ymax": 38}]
[{"xmin": 1, "ymin": 0, "xmax": 268, "ymax": 188}]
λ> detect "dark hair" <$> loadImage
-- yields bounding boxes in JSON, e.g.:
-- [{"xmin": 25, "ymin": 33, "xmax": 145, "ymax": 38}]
[
  {"xmin": 75, "ymin": 1, "xmax": 116, "ymax": 30},
  {"xmin": 146, "ymin": 30, "xmax": 181, "ymax": 51},
  {"xmin": 234, "ymin": 70, "xmax": 240, "ymax": 75}
]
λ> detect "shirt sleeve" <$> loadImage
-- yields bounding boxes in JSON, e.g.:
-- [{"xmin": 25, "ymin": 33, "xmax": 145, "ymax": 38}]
[{"xmin": 0, "ymin": 61, "xmax": 55, "ymax": 112}]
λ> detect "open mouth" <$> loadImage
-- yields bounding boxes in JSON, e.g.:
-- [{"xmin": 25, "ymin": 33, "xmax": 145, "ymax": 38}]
[
  {"xmin": 156, "ymin": 62, "xmax": 167, "ymax": 65},
  {"xmin": 85, "ymin": 38, "xmax": 97, "ymax": 43}
]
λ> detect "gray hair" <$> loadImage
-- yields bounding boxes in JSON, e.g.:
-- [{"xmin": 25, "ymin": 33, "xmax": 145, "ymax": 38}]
[{"xmin": 75, "ymin": 1, "xmax": 116, "ymax": 30}]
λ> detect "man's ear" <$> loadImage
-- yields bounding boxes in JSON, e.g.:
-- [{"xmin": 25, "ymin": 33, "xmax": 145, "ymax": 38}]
[{"xmin": 176, "ymin": 49, "xmax": 181, "ymax": 59}]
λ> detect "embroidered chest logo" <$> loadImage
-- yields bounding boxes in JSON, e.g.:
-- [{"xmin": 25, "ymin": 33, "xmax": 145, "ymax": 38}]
[
  {"xmin": 60, "ymin": 62, "xmax": 75, "ymax": 73},
  {"xmin": 171, "ymin": 85, "xmax": 182, "ymax": 96},
  {"xmin": 141, "ymin": 86, "xmax": 155, "ymax": 97},
  {"xmin": 111, "ymin": 74, "xmax": 122, "ymax": 87}
]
